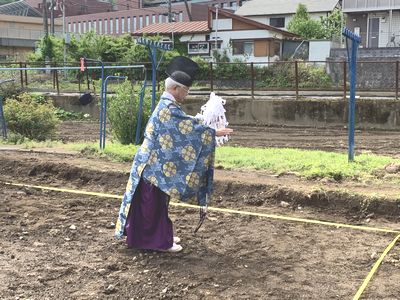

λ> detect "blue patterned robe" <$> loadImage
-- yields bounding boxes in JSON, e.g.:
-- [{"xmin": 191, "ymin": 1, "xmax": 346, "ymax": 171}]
[{"xmin": 115, "ymin": 92, "xmax": 216, "ymax": 238}]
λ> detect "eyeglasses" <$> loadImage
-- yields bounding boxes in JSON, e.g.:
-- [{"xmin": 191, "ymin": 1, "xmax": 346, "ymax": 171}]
[{"xmin": 179, "ymin": 85, "xmax": 189, "ymax": 93}]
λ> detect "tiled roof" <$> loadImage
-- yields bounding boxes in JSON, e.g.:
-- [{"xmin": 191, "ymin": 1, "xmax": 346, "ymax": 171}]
[
  {"xmin": 133, "ymin": 21, "xmax": 210, "ymax": 35},
  {"xmin": 0, "ymin": 0, "xmax": 42, "ymax": 17},
  {"xmin": 211, "ymin": 8, "xmax": 299, "ymax": 38}
]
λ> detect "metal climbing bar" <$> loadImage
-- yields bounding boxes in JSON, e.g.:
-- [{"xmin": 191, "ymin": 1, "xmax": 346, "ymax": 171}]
[
  {"xmin": 100, "ymin": 75, "xmax": 127, "ymax": 149},
  {"xmin": 136, "ymin": 37, "xmax": 172, "ymax": 111},
  {"xmin": 0, "ymin": 79, "xmax": 15, "ymax": 139},
  {"xmin": 0, "ymin": 66, "xmax": 144, "ymax": 71}
]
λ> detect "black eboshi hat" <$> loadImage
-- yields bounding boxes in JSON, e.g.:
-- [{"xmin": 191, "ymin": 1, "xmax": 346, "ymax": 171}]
[{"xmin": 165, "ymin": 56, "xmax": 199, "ymax": 87}]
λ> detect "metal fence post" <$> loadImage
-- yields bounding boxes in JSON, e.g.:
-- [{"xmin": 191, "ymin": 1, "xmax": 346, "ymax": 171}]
[
  {"xmin": 24, "ymin": 63, "xmax": 28, "ymax": 86},
  {"xmin": 396, "ymin": 60, "xmax": 399, "ymax": 100},
  {"xmin": 295, "ymin": 60, "xmax": 299, "ymax": 100},
  {"xmin": 52, "ymin": 63, "xmax": 56, "ymax": 89},
  {"xmin": 251, "ymin": 62, "xmax": 254, "ymax": 99},
  {"xmin": 209, "ymin": 62, "xmax": 214, "ymax": 92},
  {"xmin": 55, "ymin": 64, "xmax": 60, "ymax": 95},
  {"xmin": 343, "ymin": 60, "xmax": 347, "ymax": 101},
  {"xmin": 157, "ymin": 69, "xmax": 160, "ymax": 92},
  {"xmin": 19, "ymin": 62, "xmax": 24, "ymax": 88}
]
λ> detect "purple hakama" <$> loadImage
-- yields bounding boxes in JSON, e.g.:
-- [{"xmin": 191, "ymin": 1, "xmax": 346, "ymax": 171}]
[{"xmin": 124, "ymin": 177, "xmax": 173, "ymax": 250}]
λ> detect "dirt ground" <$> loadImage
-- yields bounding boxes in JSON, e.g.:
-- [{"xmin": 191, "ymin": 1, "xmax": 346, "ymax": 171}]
[
  {"xmin": 58, "ymin": 121, "xmax": 400, "ymax": 156},
  {"xmin": 1, "ymin": 122, "xmax": 400, "ymax": 299}
]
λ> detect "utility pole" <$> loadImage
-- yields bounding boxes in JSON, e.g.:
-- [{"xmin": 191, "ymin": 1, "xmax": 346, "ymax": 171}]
[
  {"xmin": 183, "ymin": 0, "xmax": 192, "ymax": 21},
  {"xmin": 50, "ymin": 0, "xmax": 55, "ymax": 35},
  {"xmin": 62, "ymin": 0, "xmax": 67, "ymax": 76},
  {"xmin": 168, "ymin": 0, "xmax": 172, "ymax": 22},
  {"xmin": 42, "ymin": 0, "xmax": 48, "ymax": 36}
]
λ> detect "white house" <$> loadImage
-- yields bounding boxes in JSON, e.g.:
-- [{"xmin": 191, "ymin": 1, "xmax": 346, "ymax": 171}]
[
  {"xmin": 208, "ymin": 8, "xmax": 299, "ymax": 62},
  {"xmin": 133, "ymin": 8, "xmax": 299, "ymax": 62}
]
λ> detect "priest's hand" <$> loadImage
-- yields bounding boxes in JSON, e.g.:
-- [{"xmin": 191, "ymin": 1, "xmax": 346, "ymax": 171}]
[{"xmin": 216, "ymin": 128, "xmax": 233, "ymax": 137}]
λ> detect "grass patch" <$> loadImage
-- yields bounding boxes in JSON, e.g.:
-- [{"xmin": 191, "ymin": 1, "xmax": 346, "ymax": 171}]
[
  {"xmin": 68, "ymin": 143, "xmax": 398, "ymax": 181},
  {"xmin": 67, "ymin": 142, "xmax": 139, "ymax": 162},
  {"xmin": 216, "ymin": 147, "xmax": 397, "ymax": 181},
  {"xmin": 1, "ymin": 138, "xmax": 398, "ymax": 181},
  {"xmin": 0, "ymin": 133, "xmax": 64, "ymax": 148}
]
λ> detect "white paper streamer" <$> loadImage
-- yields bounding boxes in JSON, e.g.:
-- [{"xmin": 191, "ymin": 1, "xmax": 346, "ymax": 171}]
[{"xmin": 199, "ymin": 92, "xmax": 229, "ymax": 146}]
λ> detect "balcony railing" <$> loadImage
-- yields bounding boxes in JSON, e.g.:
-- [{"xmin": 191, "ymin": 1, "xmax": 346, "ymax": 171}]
[{"xmin": 343, "ymin": 0, "xmax": 400, "ymax": 12}]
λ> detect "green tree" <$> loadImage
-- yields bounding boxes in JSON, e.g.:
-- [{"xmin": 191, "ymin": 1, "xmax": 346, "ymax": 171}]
[
  {"xmin": 321, "ymin": 8, "xmax": 345, "ymax": 39},
  {"xmin": 107, "ymin": 80, "xmax": 154, "ymax": 144},
  {"xmin": 287, "ymin": 4, "xmax": 325, "ymax": 39},
  {"xmin": 29, "ymin": 35, "xmax": 64, "ymax": 62}
]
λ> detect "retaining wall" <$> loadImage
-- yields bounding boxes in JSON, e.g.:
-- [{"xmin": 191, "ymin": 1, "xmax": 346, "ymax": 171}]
[{"xmin": 49, "ymin": 94, "xmax": 400, "ymax": 130}]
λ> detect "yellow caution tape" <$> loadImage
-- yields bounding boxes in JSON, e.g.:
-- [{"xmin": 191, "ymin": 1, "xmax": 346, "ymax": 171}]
[
  {"xmin": 353, "ymin": 234, "xmax": 400, "ymax": 300},
  {"xmin": 2, "ymin": 180, "xmax": 399, "ymax": 298},
  {"xmin": 3, "ymin": 181, "xmax": 399, "ymax": 234}
]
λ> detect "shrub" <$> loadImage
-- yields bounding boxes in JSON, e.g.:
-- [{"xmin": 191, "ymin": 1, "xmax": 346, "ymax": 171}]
[
  {"xmin": 214, "ymin": 58, "xmax": 250, "ymax": 80},
  {"xmin": 257, "ymin": 62, "xmax": 295, "ymax": 88},
  {"xmin": 3, "ymin": 93, "xmax": 60, "ymax": 141},
  {"xmin": 298, "ymin": 63, "xmax": 332, "ymax": 88},
  {"xmin": 256, "ymin": 62, "xmax": 332, "ymax": 89},
  {"xmin": 107, "ymin": 81, "xmax": 155, "ymax": 144}
]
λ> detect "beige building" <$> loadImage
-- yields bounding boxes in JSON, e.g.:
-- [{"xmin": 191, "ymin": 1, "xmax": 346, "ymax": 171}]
[{"xmin": 0, "ymin": 14, "xmax": 62, "ymax": 61}]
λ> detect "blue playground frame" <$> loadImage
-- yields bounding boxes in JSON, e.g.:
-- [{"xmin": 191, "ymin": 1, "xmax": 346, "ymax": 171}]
[
  {"xmin": 342, "ymin": 27, "xmax": 361, "ymax": 162},
  {"xmin": 0, "ymin": 63, "xmax": 146, "ymax": 149}
]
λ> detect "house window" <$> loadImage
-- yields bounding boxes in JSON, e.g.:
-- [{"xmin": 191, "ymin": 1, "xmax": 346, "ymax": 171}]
[
  {"xmin": 110, "ymin": 18, "xmax": 114, "ymax": 34},
  {"xmin": 232, "ymin": 40, "xmax": 254, "ymax": 55},
  {"xmin": 210, "ymin": 42, "xmax": 222, "ymax": 50},
  {"xmin": 93, "ymin": 20, "xmax": 97, "ymax": 32},
  {"xmin": 139, "ymin": 16, "xmax": 143, "ymax": 28},
  {"xmin": 104, "ymin": 19, "xmax": 108, "ymax": 34},
  {"xmin": 127, "ymin": 17, "xmax": 131, "ymax": 32},
  {"xmin": 146, "ymin": 15, "xmax": 149, "ymax": 26},
  {"xmin": 68, "ymin": 22, "xmax": 71, "ymax": 32},
  {"xmin": 159, "ymin": 14, "xmax": 163, "ymax": 23},
  {"xmin": 272, "ymin": 41, "xmax": 281, "ymax": 56},
  {"xmin": 270, "ymin": 17, "xmax": 285, "ymax": 28},
  {"xmin": 115, "ymin": 18, "xmax": 119, "ymax": 34},
  {"xmin": 152, "ymin": 14, "xmax": 156, "ymax": 23},
  {"xmin": 88, "ymin": 21, "xmax": 92, "ymax": 30},
  {"xmin": 188, "ymin": 42, "xmax": 210, "ymax": 54},
  {"xmin": 133, "ymin": 16, "xmax": 137, "ymax": 31},
  {"xmin": 179, "ymin": 12, "xmax": 183, "ymax": 21},
  {"xmin": 99, "ymin": 20, "xmax": 103, "ymax": 34},
  {"xmin": 121, "ymin": 17, "xmax": 125, "ymax": 33}
]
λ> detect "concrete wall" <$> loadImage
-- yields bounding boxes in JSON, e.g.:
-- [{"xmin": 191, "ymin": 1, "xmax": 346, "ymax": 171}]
[
  {"xmin": 50, "ymin": 94, "xmax": 100, "ymax": 119},
  {"xmin": 50, "ymin": 94, "xmax": 400, "ymax": 130},
  {"xmin": 183, "ymin": 97, "xmax": 400, "ymax": 129},
  {"xmin": 0, "ymin": 15, "xmax": 62, "ymax": 61},
  {"xmin": 329, "ymin": 48, "xmax": 400, "ymax": 89}
]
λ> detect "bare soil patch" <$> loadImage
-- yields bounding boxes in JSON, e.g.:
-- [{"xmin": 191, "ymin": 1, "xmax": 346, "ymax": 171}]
[
  {"xmin": 0, "ymin": 148, "xmax": 400, "ymax": 299},
  {"xmin": 1, "ymin": 122, "xmax": 400, "ymax": 299},
  {"xmin": 57, "ymin": 121, "xmax": 400, "ymax": 156}
]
